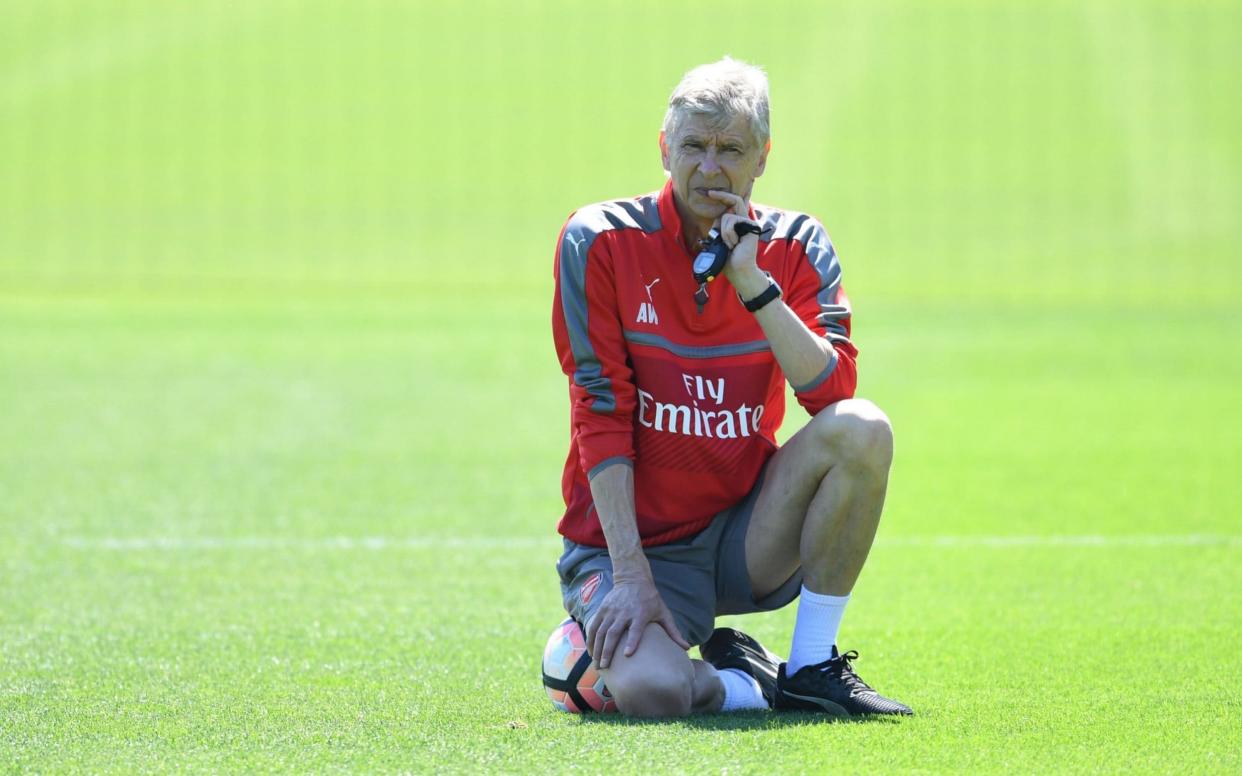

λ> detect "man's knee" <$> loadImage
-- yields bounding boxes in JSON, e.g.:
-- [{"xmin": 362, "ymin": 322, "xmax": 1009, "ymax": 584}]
[
  {"xmin": 607, "ymin": 660, "xmax": 694, "ymax": 718},
  {"xmin": 812, "ymin": 398, "xmax": 894, "ymax": 472}
]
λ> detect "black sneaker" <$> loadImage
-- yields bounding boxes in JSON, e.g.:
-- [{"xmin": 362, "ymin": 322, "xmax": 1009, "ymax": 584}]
[
  {"xmin": 775, "ymin": 646, "xmax": 913, "ymax": 717},
  {"xmin": 699, "ymin": 627, "xmax": 782, "ymax": 707}
]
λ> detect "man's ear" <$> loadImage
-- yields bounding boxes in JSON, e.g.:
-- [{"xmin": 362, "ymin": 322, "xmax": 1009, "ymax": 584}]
[
  {"xmin": 659, "ymin": 131, "xmax": 670, "ymax": 172},
  {"xmin": 754, "ymin": 138, "xmax": 771, "ymax": 178}
]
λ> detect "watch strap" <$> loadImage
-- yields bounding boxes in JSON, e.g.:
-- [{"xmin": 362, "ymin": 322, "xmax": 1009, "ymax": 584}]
[{"xmin": 742, "ymin": 278, "xmax": 782, "ymax": 312}]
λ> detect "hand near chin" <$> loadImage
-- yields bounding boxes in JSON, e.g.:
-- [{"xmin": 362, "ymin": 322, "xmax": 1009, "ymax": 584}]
[{"xmin": 706, "ymin": 189, "xmax": 763, "ymax": 286}]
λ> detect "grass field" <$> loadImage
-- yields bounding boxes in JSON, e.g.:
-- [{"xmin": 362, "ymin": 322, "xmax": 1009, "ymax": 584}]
[{"xmin": 2, "ymin": 1, "xmax": 1240, "ymax": 772}]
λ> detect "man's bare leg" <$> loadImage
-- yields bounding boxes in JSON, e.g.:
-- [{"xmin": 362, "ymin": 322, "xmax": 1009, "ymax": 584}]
[
  {"xmin": 734, "ymin": 398, "xmax": 911, "ymax": 715},
  {"xmin": 744, "ymin": 398, "xmax": 894, "ymax": 600},
  {"xmin": 690, "ymin": 659, "xmax": 726, "ymax": 713},
  {"xmin": 596, "ymin": 623, "xmax": 723, "ymax": 717}
]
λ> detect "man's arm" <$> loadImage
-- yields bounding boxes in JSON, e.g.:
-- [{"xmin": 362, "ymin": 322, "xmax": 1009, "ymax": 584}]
[
  {"xmin": 585, "ymin": 463, "xmax": 689, "ymax": 668},
  {"xmin": 552, "ymin": 210, "xmax": 690, "ymax": 668},
  {"xmin": 732, "ymin": 272, "xmax": 835, "ymax": 388},
  {"xmin": 710, "ymin": 191, "xmax": 857, "ymax": 409}
]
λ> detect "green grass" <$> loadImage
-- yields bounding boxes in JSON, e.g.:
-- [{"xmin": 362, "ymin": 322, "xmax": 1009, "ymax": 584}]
[{"xmin": 2, "ymin": 1, "xmax": 1240, "ymax": 772}]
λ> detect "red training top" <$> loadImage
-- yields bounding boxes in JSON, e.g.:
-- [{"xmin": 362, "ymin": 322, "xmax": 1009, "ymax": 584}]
[{"xmin": 552, "ymin": 180, "xmax": 858, "ymax": 547}]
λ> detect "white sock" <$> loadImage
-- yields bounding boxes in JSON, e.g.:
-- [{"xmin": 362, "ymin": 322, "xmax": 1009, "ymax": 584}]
[
  {"xmin": 718, "ymin": 667, "xmax": 767, "ymax": 712},
  {"xmin": 787, "ymin": 586, "xmax": 850, "ymax": 674}
]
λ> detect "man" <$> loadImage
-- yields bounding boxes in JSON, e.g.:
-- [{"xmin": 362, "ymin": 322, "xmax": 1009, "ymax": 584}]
[{"xmin": 551, "ymin": 58, "xmax": 911, "ymax": 718}]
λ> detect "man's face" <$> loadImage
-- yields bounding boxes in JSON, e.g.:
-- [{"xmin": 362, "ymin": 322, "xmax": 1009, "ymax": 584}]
[{"xmin": 661, "ymin": 111, "xmax": 769, "ymax": 224}]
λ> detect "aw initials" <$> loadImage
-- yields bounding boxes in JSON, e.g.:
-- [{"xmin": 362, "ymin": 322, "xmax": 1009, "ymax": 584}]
[{"xmin": 636, "ymin": 302, "xmax": 659, "ymax": 324}]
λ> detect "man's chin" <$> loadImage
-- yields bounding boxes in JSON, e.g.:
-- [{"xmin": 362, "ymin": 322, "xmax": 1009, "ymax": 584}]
[
  {"xmin": 672, "ymin": 188, "xmax": 729, "ymax": 225},
  {"xmin": 687, "ymin": 197, "xmax": 729, "ymax": 221}
]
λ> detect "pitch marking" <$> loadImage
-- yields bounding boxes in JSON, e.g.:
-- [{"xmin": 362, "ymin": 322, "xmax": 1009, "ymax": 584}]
[{"xmin": 59, "ymin": 534, "xmax": 1242, "ymax": 551}]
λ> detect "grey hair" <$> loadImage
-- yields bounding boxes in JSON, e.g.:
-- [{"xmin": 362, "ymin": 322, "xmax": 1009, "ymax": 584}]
[{"xmin": 662, "ymin": 57, "xmax": 771, "ymax": 146}]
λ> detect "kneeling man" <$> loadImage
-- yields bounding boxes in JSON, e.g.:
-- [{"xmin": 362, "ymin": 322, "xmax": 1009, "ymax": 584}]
[{"xmin": 551, "ymin": 57, "xmax": 911, "ymax": 717}]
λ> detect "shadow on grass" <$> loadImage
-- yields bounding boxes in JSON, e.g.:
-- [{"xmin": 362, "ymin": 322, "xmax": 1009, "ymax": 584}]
[{"xmin": 575, "ymin": 711, "xmax": 905, "ymax": 730}]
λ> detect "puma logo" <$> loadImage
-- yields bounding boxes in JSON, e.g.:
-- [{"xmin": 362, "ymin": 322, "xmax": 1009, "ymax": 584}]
[
  {"xmin": 637, "ymin": 278, "xmax": 660, "ymax": 325},
  {"xmin": 564, "ymin": 232, "xmax": 587, "ymax": 254},
  {"xmin": 644, "ymin": 278, "xmax": 660, "ymax": 301}
]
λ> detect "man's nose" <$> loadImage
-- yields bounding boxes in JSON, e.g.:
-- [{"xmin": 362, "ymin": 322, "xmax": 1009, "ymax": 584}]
[{"xmin": 700, "ymin": 147, "xmax": 720, "ymax": 174}]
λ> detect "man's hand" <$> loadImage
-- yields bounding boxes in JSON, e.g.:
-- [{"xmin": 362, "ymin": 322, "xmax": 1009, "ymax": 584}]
[
  {"xmin": 706, "ymin": 189, "xmax": 768, "ymax": 299},
  {"xmin": 585, "ymin": 576, "xmax": 689, "ymax": 669}
]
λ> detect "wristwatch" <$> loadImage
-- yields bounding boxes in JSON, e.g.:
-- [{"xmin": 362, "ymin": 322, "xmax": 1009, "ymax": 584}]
[{"xmin": 741, "ymin": 276, "xmax": 782, "ymax": 313}]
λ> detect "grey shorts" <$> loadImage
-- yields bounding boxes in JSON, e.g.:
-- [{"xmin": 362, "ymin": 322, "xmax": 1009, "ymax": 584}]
[{"xmin": 556, "ymin": 464, "xmax": 803, "ymax": 648}]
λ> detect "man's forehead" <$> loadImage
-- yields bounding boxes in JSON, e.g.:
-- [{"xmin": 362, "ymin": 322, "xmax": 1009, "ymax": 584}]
[{"xmin": 674, "ymin": 112, "xmax": 753, "ymax": 144}]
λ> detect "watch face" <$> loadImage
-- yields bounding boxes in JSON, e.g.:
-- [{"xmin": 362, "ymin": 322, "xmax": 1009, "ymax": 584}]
[{"xmin": 692, "ymin": 250, "xmax": 716, "ymax": 275}]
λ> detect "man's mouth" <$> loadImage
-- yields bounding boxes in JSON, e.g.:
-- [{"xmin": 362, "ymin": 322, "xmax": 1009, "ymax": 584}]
[{"xmin": 694, "ymin": 186, "xmax": 730, "ymax": 196}]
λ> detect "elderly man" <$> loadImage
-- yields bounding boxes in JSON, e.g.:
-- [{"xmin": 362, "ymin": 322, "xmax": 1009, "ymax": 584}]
[{"xmin": 551, "ymin": 58, "xmax": 911, "ymax": 717}]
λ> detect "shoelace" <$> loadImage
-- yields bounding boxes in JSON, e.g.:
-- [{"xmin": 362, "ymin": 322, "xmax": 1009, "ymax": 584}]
[{"xmin": 809, "ymin": 650, "xmax": 875, "ymax": 695}]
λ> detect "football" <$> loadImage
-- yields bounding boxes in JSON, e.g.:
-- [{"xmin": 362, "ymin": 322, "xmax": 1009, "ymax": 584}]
[{"xmin": 541, "ymin": 617, "xmax": 617, "ymax": 713}]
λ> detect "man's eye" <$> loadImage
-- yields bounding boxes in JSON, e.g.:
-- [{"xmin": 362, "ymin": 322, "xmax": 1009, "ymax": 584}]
[
  {"xmin": 683, "ymin": 142, "xmax": 704, "ymax": 150},
  {"xmin": 722, "ymin": 146, "xmax": 742, "ymax": 154}
]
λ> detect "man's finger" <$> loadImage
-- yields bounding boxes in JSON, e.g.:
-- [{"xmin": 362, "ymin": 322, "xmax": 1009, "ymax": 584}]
[
  {"xmin": 597, "ymin": 621, "xmax": 626, "ymax": 669},
  {"xmin": 586, "ymin": 612, "xmax": 609, "ymax": 663},
  {"xmin": 720, "ymin": 215, "xmax": 739, "ymax": 248},
  {"xmin": 660, "ymin": 611, "xmax": 691, "ymax": 650},
  {"xmin": 622, "ymin": 619, "xmax": 644, "ymax": 657},
  {"xmin": 706, "ymin": 188, "xmax": 746, "ymax": 215}
]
